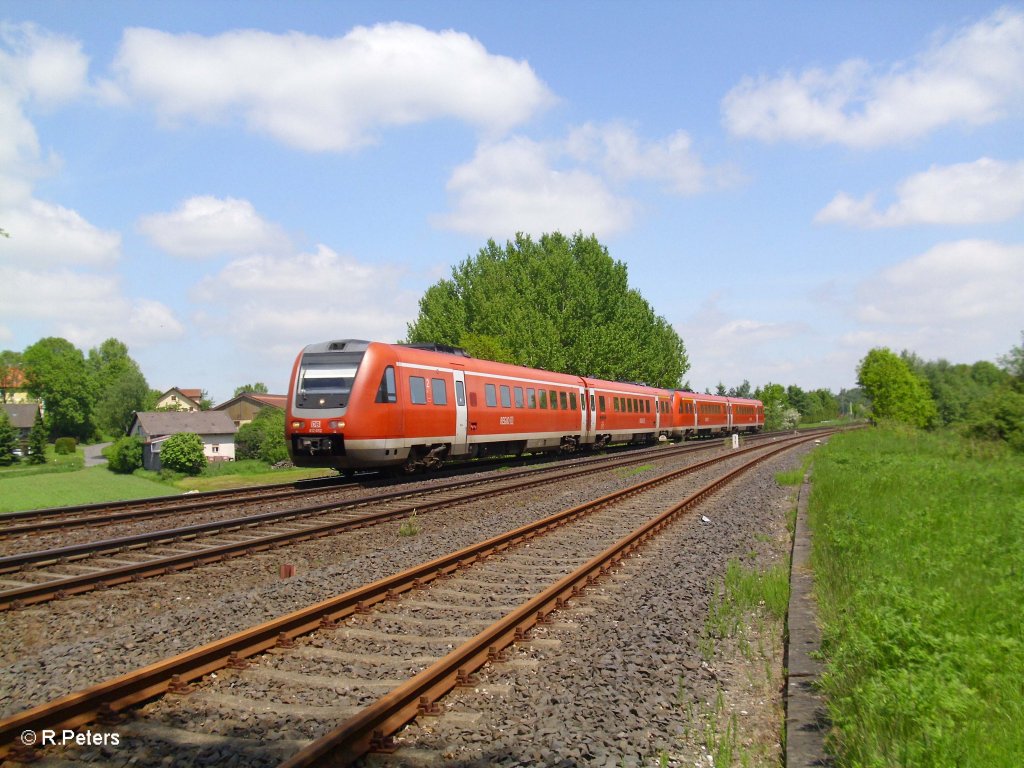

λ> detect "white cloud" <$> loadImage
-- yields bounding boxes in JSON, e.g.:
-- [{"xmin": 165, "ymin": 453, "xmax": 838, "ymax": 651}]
[
  {"xmin": 433, "ymin": 136, "xmax": 634, "ymax": 239},
  {"xmin": 107, "ymin": 23, "xmax": 555, "ymax": 152},
  {"xmin": 0, "ymin": 267, "xmax": 185, "ymax": 347},
  {"xmin": 675, "ymin": 296, "xmax": 814, "ymax": 390},
  {"xmin": 192, "ymin": 245, "xmax": 419, "ymax": 362},
  {"xmin": 0, "ymin": 198, "xmax": 121, "ymax": 266},
  {"xmin": 0, "ymin": 22, "xmax": 89, "ymax": 107},
  {"xmin": 0, "ymin": 23, "xmax": 121, "ymax": 267},
  {"xmin": 856, "ymin": 240, "xmax": 1024, "ymax": 326},
  {"xmin": 566, "ymin": 122, "xmax": 736, "ymax": 195},
  {"xmin": 138, "ymin": 196, "xmax": 291, "ymax": 259},
  {"xmin": 723, "ymin": 7, "xmax": 1024, "ymax": 147},
  {"xmin": 817, "ymin": 157, "xmax": 1024, "ymax": 227}
]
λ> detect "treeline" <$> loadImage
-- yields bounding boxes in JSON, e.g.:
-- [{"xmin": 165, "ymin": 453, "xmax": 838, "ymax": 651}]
[
  {"xmin": 857, "ymin": 334, "xmax": 1024, "ymax": 451},
  {"xmin": 1, "ymin": 337, "xmax": 153, "ymax": 441},
  {"xmin": 713, "ymin": 380, "xmax": 866, "ymax": 432}
]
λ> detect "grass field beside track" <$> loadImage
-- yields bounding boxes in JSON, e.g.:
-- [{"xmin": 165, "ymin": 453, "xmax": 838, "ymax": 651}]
[
  {"xmin": 0, "ymin": 453, "xmax": 334, "ymax": 513},
  {"xmin": 0, "ymin": 465, "xmax": 180, "ymax": 512},
  {"xmin": 810, "ymin": 426, "xmax": 1023, "ymax": 767}
]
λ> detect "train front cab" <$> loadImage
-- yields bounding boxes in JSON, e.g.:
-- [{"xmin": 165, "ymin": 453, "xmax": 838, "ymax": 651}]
[{"xmin": 287, "ymin": 340, "xmax": 412, "ymax": 470}]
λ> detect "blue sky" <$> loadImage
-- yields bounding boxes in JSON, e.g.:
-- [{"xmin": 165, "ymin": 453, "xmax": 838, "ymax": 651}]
[{"xmin": 1, "ymin": 1, "xmax": 1022, "ymax": 403}]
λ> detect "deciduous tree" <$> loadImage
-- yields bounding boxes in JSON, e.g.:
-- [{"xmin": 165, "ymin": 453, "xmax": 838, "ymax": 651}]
[
  {"xmin": 89, "ymin": 339, "xmax": 152, "ymax": 437},
  {"xmin": 22, "ymin": 337, "xmax": 97, "ymax": 441},
  {"xmin": 857, "ymin": 348, "xmax": 937, "ymax": 428},
  {"xmin": 234, "ymin": 382, "xmax": 270, "ymax": 397},
  {"xmin": 406, "ymin": 232, "xmax": 689, "ymax": 388}
]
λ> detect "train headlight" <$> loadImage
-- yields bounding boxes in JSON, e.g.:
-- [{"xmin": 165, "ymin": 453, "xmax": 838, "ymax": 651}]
[
  {"xmin": 329, "ymin": 420, "xmax": 344, "ymax": 430},
  {"xmin": 290, "ymin": 420, "xmax": 303, "ymax": 430}
]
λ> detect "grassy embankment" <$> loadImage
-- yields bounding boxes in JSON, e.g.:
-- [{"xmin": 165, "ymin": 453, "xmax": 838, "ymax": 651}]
[
  {"xmin": 0, "ymin": 450, "xmax": 333, "ymax": 513},
  {"xmin": 810, "ymin": 426, "xmax": 1023, "ymax": 767}
]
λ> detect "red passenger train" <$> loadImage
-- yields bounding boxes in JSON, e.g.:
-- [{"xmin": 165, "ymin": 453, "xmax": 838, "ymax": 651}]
[{"xmin": 286, "ymin": 339, "xmax": 764, "ymax": 473}]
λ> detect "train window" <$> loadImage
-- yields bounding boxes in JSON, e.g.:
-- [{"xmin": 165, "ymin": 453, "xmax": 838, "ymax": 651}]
[
  {"xmin": 614, "ymin": 397, "xmax": 620, "ymax": 412},
  {"xmin": 599, "ymin": 395, "xmax": 606, "ymax": 412},
  {"xmin": 409, "ymin": 376, "xmax": 427, "ymax": 405},
  {"xmin": 431, "ymin": 378, "xmax": 447, "ymax": 406},
  {"xmin": 375, "ymin": 366, "xmax": 397, "ymax": 403},
  {"xmin": 550, "ymin": 390, "xmax": 559, "ymax": 410},
  {"xmin": 569, "ymin": 392, "xmax": 577, "ymax": 410},
  {"xmin": 527, "ymin": 388, "xmax": 536, "ymax": 408},
  {"xmin": 590, "ymin": 394, "xmax": 595, "ymax": 411},
  {"xmin": 500, "ymin": 385, "xmax": 511, "ymax": 408},
  {"xmin": 469, "ymin": 390, "xmax": 477, "ymax": 407},
  {"xmin": 485, "ymin": 383, "xmax": 497, "ymax": 407},
  {"xmin": 539, "ymin": 390, "xmax": 548, "ymax": 409},
  {"xmin": 645, "ymin": 400, "xmax": 651, "ymax": 413},
  {"xmin": 560, "ymin": 392, "xmax": 568, "ymax": 410},
  {"xmin": 456, "ymin": 381, "xmax": 466, "ymax": 407},
  {"xmin": 514, "ymin": 387, "xmax": 524, "ymax": 408}
]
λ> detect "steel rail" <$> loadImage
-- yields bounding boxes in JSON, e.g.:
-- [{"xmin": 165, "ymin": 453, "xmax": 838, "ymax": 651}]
[
  {"xmin": 0, "ymin": 428, "xmax": 818, "ymax": 536},
  {"xmin": 0, "ymin": 432, "xmax": 820, "ymax": 758},
  {"xmin": 0, "ymin": 437, "xmax": 762, "ymax": 610},
  {"xmin": 280, "ymin": 435, "xmax": 820, "ymax": 767}
]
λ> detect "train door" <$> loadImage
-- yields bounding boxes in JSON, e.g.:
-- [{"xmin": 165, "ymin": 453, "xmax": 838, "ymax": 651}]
[
  {"xmin": 452, "ymin": 369, "xmax": 468, "ymax": 455},
  {"xmin": 584, "ymin": 387, "xmax": 596, "ymax": 444}
]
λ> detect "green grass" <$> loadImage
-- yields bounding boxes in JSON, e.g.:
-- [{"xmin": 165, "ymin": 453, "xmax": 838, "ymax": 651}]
[
  {"xmin": 700, "ymin": 558, "xmax": 790, "ymax": 659},
  {"xmin": 809, "ymin": 426, "xmax": 1024, "ymax": 767},
  {"xmin": 0, "ymin": 451, "xmax": 335, "ymax": 511},
  {"xmin": 0, "ymin": 465, "xmax": 179, "ymax": 512}
]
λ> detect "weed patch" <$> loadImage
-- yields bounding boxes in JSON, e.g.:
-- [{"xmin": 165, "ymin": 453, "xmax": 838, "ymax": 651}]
[{"xmin": 810, "ymin": 426, "xmax": 1024, "ymax": 767}]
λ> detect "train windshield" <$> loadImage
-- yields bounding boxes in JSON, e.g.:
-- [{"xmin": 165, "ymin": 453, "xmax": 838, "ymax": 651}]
[{"xmin": 295, "ymin": 351, "xmax": 365, "ymax": 409}]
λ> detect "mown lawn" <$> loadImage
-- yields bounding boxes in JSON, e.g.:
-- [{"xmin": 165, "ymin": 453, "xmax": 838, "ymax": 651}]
[
  {"xmin": 0, "ymin": 465, "xmax": 179, "ymax": 512},
  {"xmin": 810, "ymin": 426, "xmax": 1023, "ymax": 767},
  {"xmin": 0, "ymin": 454, "xmax": 335, "ymax": 513}
]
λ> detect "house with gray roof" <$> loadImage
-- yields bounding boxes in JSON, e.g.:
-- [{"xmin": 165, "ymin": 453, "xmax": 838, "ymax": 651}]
[
  {"xmin": 2, "ymin": 402, "xmax": 41, "ymax": 447},
  {"xmin": 128, "ymin": 411, "xmax": 238, "ymax": 471}
]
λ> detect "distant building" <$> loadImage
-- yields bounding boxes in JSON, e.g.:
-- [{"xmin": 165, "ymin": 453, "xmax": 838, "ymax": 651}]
[
  {"xmin": 214, "ymin": 393, "xmax": 287, "ymax": 427},
  {"xmin": 155, "ymin": 387, "xmax": 204, "ymax": 412},
  {"xmin": 0, "ymin": 367, "xmax": 32, "ymax": 404},
  {"xmin": 128, "ymin": 411, "xmax": 238, "ymax": 471},
  {"xmin": 1, "ymin": 402, "xmax": 41, "ymax": 447}
]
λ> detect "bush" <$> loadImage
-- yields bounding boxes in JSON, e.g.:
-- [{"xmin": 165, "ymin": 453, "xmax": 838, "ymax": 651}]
[
  {"xmin": 160, "ymin": 432, "xmax": 206, "ymax": 475},
  {"xmin": 235, "ymin": 408, "xmax": 288, "ymax": 464},
  {"xmin": 105, "ymin": 436, "xmax": 143, "ymax": 474},
  {"xmin": 55, "ymin": 437, "xmax": 77, "ymax": 455}
]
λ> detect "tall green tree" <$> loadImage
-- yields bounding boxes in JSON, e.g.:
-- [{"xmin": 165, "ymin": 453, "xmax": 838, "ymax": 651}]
[
  {"xmin": 857, "ymin": 348, "xmax": 937, "ymax": 428},
  {"xmin": 26, "ymin": 411, "xmax": 47, "ymax": 464},
  {"xmin": 0, "ymin": 410, "xmax": 18, "ymax": 465},
  {"xmin": 88, "ymin": 339, "xmax": 151, "ymax": 436},
  {"xmin": 999, "ymin": 331, "xmax": 1024, "ymax": 381},
  {"xmin": 406, "ymin": 232, "xmax": 689, "ymax": 388},
  {"xmin": 22, "ymin": 337, "xmax": 97, "ymax": 440},
  {"xmin": 234, "ymin": 382, "xmax": 269, "ymax": 397}
]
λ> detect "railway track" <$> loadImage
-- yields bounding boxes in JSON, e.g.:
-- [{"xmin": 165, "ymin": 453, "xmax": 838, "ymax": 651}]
[
  {"xmin": 0, "ymin": 435, "xmax": 793, "ymax": 612},
  {"xmin": 0, "ymin": 429, "xmax": 823, "ymax": 541},
  {"xmin": 0, "ymin": 431, "xmax": 822, "ymax": 765}
]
